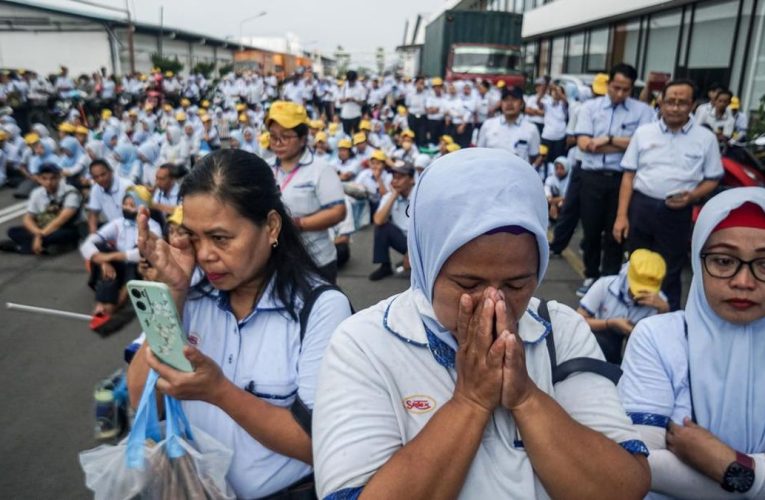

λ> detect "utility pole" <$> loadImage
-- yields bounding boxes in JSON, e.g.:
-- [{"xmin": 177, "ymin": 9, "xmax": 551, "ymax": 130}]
[
  {"xmin": 125, "ymin": 0, "xmax": 135, "ymax": 73},
  {"xmin": 159, "ymin": 6, "xmax": 164, "ymax": 58}
]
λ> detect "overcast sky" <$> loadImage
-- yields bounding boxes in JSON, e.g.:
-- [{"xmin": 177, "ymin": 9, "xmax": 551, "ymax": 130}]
[{"xmin": 34, "ymin": 0, "xmax": 449, "ymax": 66}]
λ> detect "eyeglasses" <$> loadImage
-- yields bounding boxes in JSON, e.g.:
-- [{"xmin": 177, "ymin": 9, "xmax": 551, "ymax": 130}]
[
  {"xmin": 269, "ymin": 133, "xmax": 299, "ymax": 145},
  {"xmin": 663, "ymin": 99, "xmax": 693, "ymax": 109},
  {"xmin": 700, "ymin": 253, "xmax": 765, "ymax": 282}
]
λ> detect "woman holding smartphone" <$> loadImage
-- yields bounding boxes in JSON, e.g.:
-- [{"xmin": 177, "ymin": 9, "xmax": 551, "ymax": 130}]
[
  {"xmin": 128, "ymin": 149, "xmax": 352, "ymax": 499},
  {"xmin": 312, "ymin": 148, "xmax": 650, "ymax": 499}
]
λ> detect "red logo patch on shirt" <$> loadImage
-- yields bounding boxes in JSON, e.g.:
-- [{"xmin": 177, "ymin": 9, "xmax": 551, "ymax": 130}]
[{"xmin": 402, "ymin": 395, "xmax": 437, "ymax": 414}]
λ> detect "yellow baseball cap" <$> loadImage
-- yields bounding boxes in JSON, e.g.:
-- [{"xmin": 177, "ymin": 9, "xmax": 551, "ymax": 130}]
[
  {"xmin": 75, "ymin": 125, "xmax": 90, "ymax": 135},
  {"xmin": 431, "ymin": 77, "xmax": 443, "ymax": 87},
  {"xmin": 175, "ymin": 111, "xmax": 187, "ymax": 121},
  {"xmin": 101, "ymin": 109, "xmax": 113, "ymax": 119},
  {"xmin": 201, "ymin": 99, "xmax": 210, "ymax": 108},
  {"xmin": 24, "ymin": 132, "xmax": 40, "ymax": 145},
  {"xmin": 58, "ymin": 122, "xmax": 76, "ymax": 133},
  {"xmin": 538, "ymin": 144, "xmax": 549, "ymax": 156},
  {"xmin": 165, "ymin": 70, "xmax": 174, "ymax": 78},
  {"xmin": 497, "ymin": 80, "xmax": 506, "ymax": 88},
  {"xmin": 267, "ymin": 101, "xmax": 309, "ymax": 129},
  {"xmin": 180, "ymin": 98, "xmax": 190, "ymax": 107},
  {"xmin": 592, "ymin": 73, "xmax": 609, "ymax": 96},
  {"xmin": 328, "ymin": 123, "xmax": 340, "ymax": 134},
  {"xmin": 259, "ymin": 132, "xmax": 270, "ymax": 149},
  {"xmin": 627, "ymin": 249, "xmax": 667, "ymax": 296},
  {"xmin": 397, "ymin": 105, "xmax": 407, "ymax": 115},
  {"xmin": 401, "ymin": 129, "xmax": 415, "ymax": 139},
  {"xmin": 730, "ymin": 96, "xmax": 740, "ymax": 110},
  {"xmin": 236, "ymin": 103, "xmax": 247, "ymax": 112},
  {"xmin": 0, "ymin": 130, "xmax": 7, "ymax": 141},
  {"xmin": 201, "ymin": 114, "xmax": 212, "ymax": 122},
  {"xmin": 371, "ymin": 150, "xmax": 387, "ymax": 161},
  {"xmin": 337, "ymin": 138, "xmax": 352, "ymax": 149},
  {"xmin": 359, "ymin": 120, "xmax": 372, "ymax": 131},
  {"xmin": 163, "ymin": 103, "xmax": 173, "ymax": 112},
  {"xmin": 167, "ymin": 205, "xmax": 183, "ymax": 226},
  {"xmin": 314, "ymin": 131, "xmax": 328, "ymax": 143},
  {"xmin": 144, "ymin": 102, "xmax": 154, "ymax": 111},
  {"xmin": 440, "ymin": 134, "xmax": 454, "ymax": 145},
  {"xmin": 238, "ymin": 112, "xmax": 248, "ymax": 123},
  {"xmin": 353, "ymin": 132, "xmax": 367, "ymax": 146},
  {"xmin": 126, "ymin": 185, "xmax": 153, "ymax": 208},
  {"xmin": 309, "ymin": 119, "xmax": 325, "ymax": 130},
  {"xmin": 446, "ymin": 143, "xmax": 461, "ymax": 152}
]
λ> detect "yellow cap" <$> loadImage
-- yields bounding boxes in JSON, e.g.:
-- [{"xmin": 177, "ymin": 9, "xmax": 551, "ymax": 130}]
[
  {"xmin": 163, "ymin": 103, "xmax": 173, "ymax": 112},
  {"xmin": 238, "ymin": 112, "xmax": 248, "ymax": 123},
  {"xmin": 259, "ymin": 132, "xmax": 270, "ymax": 149},
  {"xmin": 0, "ymin": 130, "xmax": 7, "ymax": 141},
  {"xmin": 139, "ymin": 74, "xmax": 148, "ymax": 81},
  {"xmin": 359, "ymin": 119, "xmax": 372, "ymax": 131},
  {"xmin": 371, "ymin": 149, "xmax": 387, "ymax": 161},
  {"xmin": 201, "ymin": 99, "xmax": 210, "ymax": 108},
  {"xmin": 236, "ymin": 103, "xmax": 247, "ymax": 112},
  {"xmin": 101, "ymin": 109, "xmax": 113, "ymax": 119},
  {"xmin": 497, "ymin": 80, "xmax": 506, "ymax": 88},
  {"xmin": 730, "ymin": 96, "xmax": 740, "ymax": 110},
  {"xmin": 401, "ymin": 129, "xmax": 415, "ymax": 139},
  {"xmin": 309, "ymin": 119, "xmax": 325, "ymax": 130},
  {"xmin": 337, "ymin": 138, "xmax": 353, "ymax": 149},
  {"xmin": 165, "ymin": 70, "xmax": 174, "ymax": 78},
  {"xmin": 314, "ymin": 131, "xmax": 328, "ymax": 143},
  {"xmin": 75, "ymin": 126, "xmax": 90, "ymax": 135},
  {"xmin": 440, "ymin": 134, "xmax": 454, "ymax": 145},
  {"xmin": 431, "ymin": 77, "xmax": 443, "ymax": 87},
  {"xmin": 58, "ymin": 122, "xmax": 76, "ymax": 133},
  {"xmin": 353, "ymin": 132, "xmax": 367, "ymax": 146},
  {"xmin": 397, "ymin": 105, "xmax": 407, "ymax": 115},
  {"xmin": 128, "ymin": 108, "xmax": 139, "ymax": 116},
  {"xmin": 180, "ymin": 98, "xmax": 190, "ymax": 107},
  {"xmin": 538, "ymin": 144, "xmax": 549, "ymax": 156},
  {"xmin": 627, "ymin": 249, "xmax": 667, "ymax": 296},
  {"xmin": 446, "ymin": 143, "xmax": 461, "ymax": 153},
  {"xmin": 201, "ymin": 114, "xmax": 212, "ymax": 122},
  {"xmin": 24, "ymin": 132, "xmax": 40, "ymax": 145},
  {"xmin": 126, "ymin": 185, "xmax": 153, "ymax": 208},
  {"xmin": 328, "ymin": 122, "xmax": 339, "ymax": 134},
  {"xmin": 267, "ymin": 101, "xmax": 309, "ymax": 129},
  {"xmin": 592, "ymin": 73, "xmax": 609, "ymax": 96},
  {"xmin": 167, "ymin": 205, "xmax": 183, "ymax": 226},
  {"xmin": 175, "ymin": 111, "xmax": 187, "ymax": 121},
  {"xmin": 144, "ymin": 102, "xmax": 154, "ymax": 111}
]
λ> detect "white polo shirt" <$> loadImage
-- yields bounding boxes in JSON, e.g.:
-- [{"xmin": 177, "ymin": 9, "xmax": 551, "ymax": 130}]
[
  {"xmin": 425, "ymin": 93, "xmax": 446, "ymax": 120},
  {"xmin": 80, "ymin": 217, "xmax": 161, "ymax": 262},
  {"xmin": 443, "ymin": 96, "xmax": 472, "ymax": 125},
  {"xmin": 179, "ymin": 279, "xmax": 351, "ymax": 499},
  {"xmin": 313, "ymin": 291, "xmax": 647, "ymax": 499},
  {"xmin": 87, "ymin": 175, "xmax": 134, "ymax": 222},
  {"xmin": 376, "ymin": 191, "xmax": 410, "ymax": 234},
  {"xmin": 621, "ymin": 118, "xmax": 723, "ymax": 200},
  {"xmin": 579, "ymin": 274, "xmax": 666, "ymax": 325},
  {"xmin": 152, "ymin": 182, "xmax": 180, "ymax": 207},
  {"xmin": 541, "ymin": 100, "xmax": 568, "ymax": 141},
  {"xmin": 28, "ymin": 182, "xmax": 81, "ymax": 216},
  {"xmin": 405, "ymin": 90, "xmax": 427, "ymax": 117},
  {"xmin": 272, "ymin": 149, "xmax": 345, "ymax": 267},
  {"xmin": 340, "ymin": 83, "xmax": 366, "ymax": 120},
  {"xmin": 477, "ymin": 114, "xmax": 541, "ymax": 163}
]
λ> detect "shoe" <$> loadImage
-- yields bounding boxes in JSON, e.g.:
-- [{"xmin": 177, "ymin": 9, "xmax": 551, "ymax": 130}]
[
  {"xmin": 0, "ymin": 239, "xmax": 20, "ymax": 253},
  {"xmin": 575, "ymin": 278, "xmax": 595, "ymax": 298},
  {"xmin": 369, "ymin": 263, "xmax": 393, "ymax": 281}
]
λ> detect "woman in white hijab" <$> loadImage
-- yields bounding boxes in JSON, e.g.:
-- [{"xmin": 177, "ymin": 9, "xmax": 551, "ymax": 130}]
[
  {"xmin": 157, "ymin": 125, "xmax": 188, "ymax": 168},
  {"xmin": 313, "ymin": 148, "xmax": 650, "ymax": 499},
  {"xmin": 619, "ymin": 187, "xmax": 765, "ymax": 498}
]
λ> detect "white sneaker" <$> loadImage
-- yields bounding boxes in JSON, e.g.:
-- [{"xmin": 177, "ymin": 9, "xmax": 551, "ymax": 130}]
[{"xmin": 576, "ymin": 278, "xmax": 595, "ymax": 298}]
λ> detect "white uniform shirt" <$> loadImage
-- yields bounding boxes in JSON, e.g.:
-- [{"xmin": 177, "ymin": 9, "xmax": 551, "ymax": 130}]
[
  {"xmin": 180, "ymin": 279, "xmax": 351, "ymax": 498},
  {"xmin": 87, "ymin": 176, "xmax": 134, "ymax": 222},
  {"xmin": 152, "ymin": 182, "xmax": 180, "ymax": 207},
  {"xmin": 80, "ymin": 217, "xmax": 161, "ymax": 262},
  {"xmin": 425, "ymin": 93, "xmax": 446, "ymax": 120},
  {"xmin": 375, "ymin": 191, "xmax": 410, "ymax": 234},
  {"xmin": 580, "ymin": 275, "xmax": 666, "ymax": 325},
  {"xmin": 272, "ymin": 149, "xmax": 345, "ymax": 266},
  {"xmin": 620, "ymin": 118, "xmax": 723, "ymax": 200},
  {"xmin": 28, "ymin": 182, "xmax": 81, "ymax": 217},
  {"xmin": 477, "ymin": 115, "xmax": 541, "ymax": 163},
  {"xmin": 694, "ymin": 105, "xmax": 736, "ymax": 138},
  {"xmin": 525, "ymin": 94, "xmax": 549, "ymax": 126},
  {"xmin": 541, "ymin": 100, "xmax": 568, "ymax": 141},
  {"xmin": 340, "ymin": 83, "xmax": 366, "ymax": 120},
  {"xmin": 314, "ymin": 292, "xmax": 647, "ymax": 499},
  {"xmin": 443, "ymin": 96, "xmax": 471, "ymax": 125},
  {"xmin": 405, "ymin": 89, "xmax": 427, "ymax": 117}
]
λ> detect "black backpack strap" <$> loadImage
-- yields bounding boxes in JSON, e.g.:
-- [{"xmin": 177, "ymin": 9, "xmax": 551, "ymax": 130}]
[
  {"xmin": 538, "ymin": 299, "xmax": 623, "ymax": 386},
  {"xmin": 290, "ymin": 395, "xmax": 314, "ymax": 437}
]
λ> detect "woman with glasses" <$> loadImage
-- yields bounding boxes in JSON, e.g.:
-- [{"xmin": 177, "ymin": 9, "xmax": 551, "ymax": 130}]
[
  {"xmin": 618, "ymin": 187, "xmax": 765, "ymax": 498},
  {"xmin": 266, "ymin": 101, "xmax": 346, "ymax": 283}
]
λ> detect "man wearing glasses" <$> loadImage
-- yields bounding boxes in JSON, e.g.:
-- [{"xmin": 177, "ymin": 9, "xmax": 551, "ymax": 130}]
[{"xmin": 613, "ymin": 80, "xmax": 724, "ymax": 310}]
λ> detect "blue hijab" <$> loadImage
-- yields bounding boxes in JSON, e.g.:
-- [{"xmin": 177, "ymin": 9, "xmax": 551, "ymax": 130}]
[
  {"xmin": 687, "ymin": 187, "xmax": 765, "ymax": 453},
  {"xmin": 408, "ymin": 147, "xmax": 549, "ymax": 350},
  {"xmin": 59, "ymin": 136, "xmax": 83, "ymax": 168},
  {"xmin": 29, "ymin": 141, "xmax": 61, "ymax": 175},
  {"xmin": 114, "ymin": 143, "xmax": 138, "ymax": 180}
]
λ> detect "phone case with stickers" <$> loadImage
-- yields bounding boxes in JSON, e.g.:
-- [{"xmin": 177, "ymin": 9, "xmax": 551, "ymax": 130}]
[{"xmin": 126, "ymin": 280, "xmax": 193, "ymax": 372}]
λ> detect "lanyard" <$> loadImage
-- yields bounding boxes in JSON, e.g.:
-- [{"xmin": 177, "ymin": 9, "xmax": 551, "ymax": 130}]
[{"xmin": 276, "ymin": 165, "xmax": 301, "ymax": 192}]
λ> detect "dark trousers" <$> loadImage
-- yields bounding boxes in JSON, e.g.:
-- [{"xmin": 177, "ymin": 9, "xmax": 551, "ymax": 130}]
[
  {"xmin": 445, "ymin": 123, "xmax": 472, "ymax": 148},
  {"xmin": 8, "ymin": 225, "xmax": 79, "ymax": 254},
  {"xmin": 373, "ymin": 223, "xmax": 407, "ymax": 264},
  {"xmin": 341, "ymin": 117, "xmax": 361, "ymax": 136},
  {"xmin": 317, "ymin": 261, "xmax": 338, "ymax": 285},
  {"xmin": 580, "ymin": 170, "xmax": 624, "ymax": 279},
  {"xmin": 550, "ymin": 162, "xmax": 582, "ymax": 254},
  {"xmin": 88, "ymin": 261, "xmax": 139, "ymax": 304},
  {"xmin": 627, "ymin": 191, "xmax": 692, "ymax": 311},
  {"xmin": 336, "ymin": 242, "xmax": 350, "ymax": 269},
  {"xmin": 407, "ymin": 115, "xmax": 428, "ymax": 147},
  {"xmin": 593, "ymin": 329, "xmax": 625, "ymax": 364},
  {"xmin": 542, "ymin": 138, "xmax": 567, "ymax": 167},
  {"xmin": 426, "ymin": 119, "xmax": 444, "ymax": 145}
]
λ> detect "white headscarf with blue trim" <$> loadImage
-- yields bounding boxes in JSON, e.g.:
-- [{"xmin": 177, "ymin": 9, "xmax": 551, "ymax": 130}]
[
  {"xmin": 408, "ymin": 147, "xmax": 549, "ymax": 351},
  {"xmin": 687, "ymin": 187, "xmax": 765, "ymax": 453}
]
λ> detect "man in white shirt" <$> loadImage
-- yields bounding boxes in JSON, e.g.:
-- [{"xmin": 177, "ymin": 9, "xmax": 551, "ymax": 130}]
[
  {"xmin": 87, "ymin": 159, "xmax": 134, "ymax": 233},
  {"xmin": 477, "ymin": 86, "xmax": 541, "ymax": 165},
  {"xmin": 613, "ymin": 79, "xmax": 723, "ymax": 310},
  {"xmin": 444, "ymin": 82, "xmax": 473, "ymax": 148},
  {"xmin": 425, "ymin": 78, "xmax": 446, "ymax": 146},
  {"xmin": 339, "ymin": 71, "xmax": 366, "ymax": 135},
  {"xmin": 405, "ymin": 77, "xmax": 428, "ymax": 146},
  {"xmin": 694, "ymin": 87, "xmax": 736, "ymax": 143}
]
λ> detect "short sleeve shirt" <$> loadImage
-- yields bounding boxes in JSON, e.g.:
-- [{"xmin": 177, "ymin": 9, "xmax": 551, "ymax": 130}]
[
  {"xmin": 87, "ymin": 176, "xmax": 134, "ymax": 222},
  {"xmin": 28, "ymin": 182, "xmax": 81, "ymax": 227},
  {"xmin": 376, "ymin": 192, "xmax": 410, "ymax": 234},
  {"xmin": 477, "ymin": 115, "xmax": 541, "ymax": 162},
  {"xmin": 579, "ymin": 275, "xmax": 665, "ymax": 325}
]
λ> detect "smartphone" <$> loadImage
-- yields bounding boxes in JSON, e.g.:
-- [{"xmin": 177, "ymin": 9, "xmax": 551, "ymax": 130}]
[{"xmin": 126, "ymin": 280, "xmax": 193, "ymax": 372}]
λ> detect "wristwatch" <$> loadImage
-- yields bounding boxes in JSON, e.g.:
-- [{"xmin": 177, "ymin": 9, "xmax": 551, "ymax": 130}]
[
  {"xmin": 721, "ymin": 451, "xmax": 755, "ymax": 493},
  {"xmin": 607, "ymin": 135, "xmax": 613, "ymax": 145}
]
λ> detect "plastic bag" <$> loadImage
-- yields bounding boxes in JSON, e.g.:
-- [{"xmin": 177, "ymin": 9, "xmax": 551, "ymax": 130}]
[{"xmin": 79, "ymin": 370, "xmax": 235, "ymax": 500}]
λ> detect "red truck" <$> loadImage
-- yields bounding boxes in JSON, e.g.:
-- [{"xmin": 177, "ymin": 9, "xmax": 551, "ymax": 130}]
[{"xmin": 445, "ymin": 43, "xmax": 525, "ymax": 87}]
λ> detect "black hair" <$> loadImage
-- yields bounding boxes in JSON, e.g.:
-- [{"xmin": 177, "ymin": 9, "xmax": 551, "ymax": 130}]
[
  {"xmin": 716, "ymin": 88, "xmax": 733, "ymax": 100},
  {"xmin": 180, "ymin": 149, "xmax": 325, "ymax": 320},
  {"xmin": 293, "ymin": 123, "xmax": 309, "ymax": 139},
  {"xmin": 609, "ymin": 63, "xmax": 638, "ymax": 85},
  {"xmin": 346, "ymin": 70, "xmax": 358, "ymax": 82},
  {"xmin": 661, "ymin": 79, "xmax": 698, "ymax": 101},
  {"xmin": 89, "ymin": 158, "xmax": 112, "ymax": 172},
  {"xmin": 707, "ymin": 82, "xmax": 722, "ymax": 93},
  {"xmin": 480, "ymin": 80, "xmax": 491, "ymax": 91}
]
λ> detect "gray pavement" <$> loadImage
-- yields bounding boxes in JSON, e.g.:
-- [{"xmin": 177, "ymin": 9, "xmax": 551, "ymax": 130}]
[{"xmin": 0, "ymin": 187, "xmax": 581, "ymax": 498}]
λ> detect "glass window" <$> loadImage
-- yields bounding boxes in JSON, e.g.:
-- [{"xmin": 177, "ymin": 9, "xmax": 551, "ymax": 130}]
[
  {"xmin": 524, "ymin": 41, "xmax": 538, "ymax": 77},
  {"xmin": 643, "ymin": 10, "xmax": 682, "ymax": 77},
  {"xmin": 587, "ymin": 27, "xmax": 610, "ymax": 72},
  {"xmin": 539, "ymin": 38, "xmax": 550, "ymax": 75},
  {"xmin": 565, "ymin": 32, "xmax": 585, "ymax": 73},
  {"xmin": 687, "ymin": 0, "xmax": 738, "ymax": 68},
  {"xmin": 612, "ymin": 21, "xmax": 641, "ymax": 67},
  {"xmin": 550, "ymin": 36, "xmax": 565, "ymax": 76}
]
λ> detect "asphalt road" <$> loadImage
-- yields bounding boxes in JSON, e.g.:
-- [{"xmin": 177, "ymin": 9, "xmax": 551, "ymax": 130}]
[{"xmin": 0, "ymin": 185, "xmax": 582, "ymax": 499}]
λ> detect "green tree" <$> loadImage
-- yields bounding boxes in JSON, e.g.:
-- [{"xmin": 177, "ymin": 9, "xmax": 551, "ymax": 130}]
[
  {"xmin": 150, "ymin": 53, "xmax": 184, "ymax": 74},
  {"xmin": 192, "ymin": 61, "xmax": 216, "ymax": 78}
]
